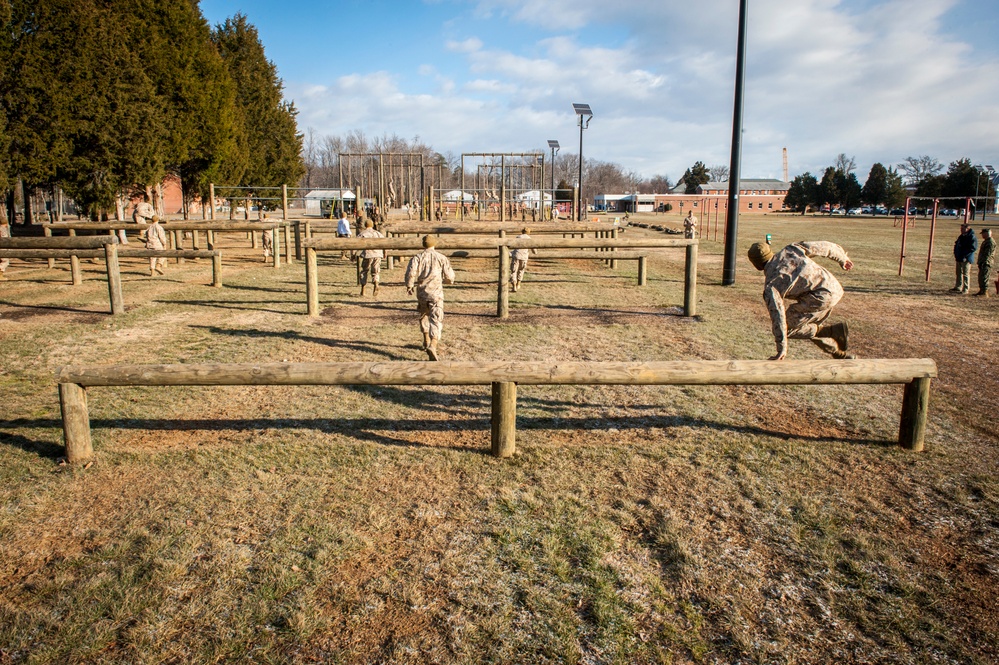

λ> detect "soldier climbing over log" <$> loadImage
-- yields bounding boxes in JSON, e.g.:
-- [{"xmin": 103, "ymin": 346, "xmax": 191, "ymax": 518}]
[{"xmin": 748, "ymin": 240, "xmax": 855, "ymax": 361}]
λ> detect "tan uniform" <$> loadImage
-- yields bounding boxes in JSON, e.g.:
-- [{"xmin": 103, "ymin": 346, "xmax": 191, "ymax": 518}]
[
  {"xmin": 358, "ymin": 227, "xmax": 384, "ymax": 286},
  {"xmin": 404, "ymin": 248, "xmax": 455, "ymax": 341},
  {"xmin": 510, "ymin": 234, "xmax": 536, "ymax": 289},
  {"xmin": 261, "ymin": 228, "xmax": 273, "ymax": 259},
  {"xmin": 683, "ymin": 214, "xmax": 698, "ymax": 239},
  {"xmin": 141, "ymin": 221, "xmax": 168, "ymax": 273},
  {"xmin": 762, "ymin": 241, "xmax": 851, "ymax": 358}
]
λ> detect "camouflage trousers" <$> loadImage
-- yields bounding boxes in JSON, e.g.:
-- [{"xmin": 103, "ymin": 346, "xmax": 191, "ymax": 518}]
[
  {"xmin": 360, "ymin": 258, "xmax": 381, "ymax": 286},
  {"xmin": 786, "ymin": 284, "xmax": 843, "ymax": 355},
  {"xmin": 416, "ymin": 298, "xmax": 445, "ymax": 340}
]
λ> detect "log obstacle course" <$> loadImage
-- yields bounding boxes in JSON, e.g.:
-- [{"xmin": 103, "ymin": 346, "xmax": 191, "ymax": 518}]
[
  {"xmin": 1, "ymin": 236, "xmax": 223, "ymax": 294},
  {"xmin": 1, "ymin": 235, "xmax": 125, "ymax": 313},
  {"xmin": 41, "ymin": 220, "xmax": 294, "ymax": 268},
  {"xmin": 303, "ymin": 235, "xmax": 698, "ymax": 318},
  {"xmin": 55, "ymin": 358, "xmax": 938, "ymax": 464}
]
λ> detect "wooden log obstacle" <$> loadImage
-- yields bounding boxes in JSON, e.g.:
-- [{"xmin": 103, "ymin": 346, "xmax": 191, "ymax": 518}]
[
  {"xmin": 304, "ymin": 236, "xmax": 698, "ymax": 318},
  {"xmin": 1, "ymin": 236, "xmax": 124, "ymax": 314},
  {"xmin": 42, "ymin": 220, "xmax": 293, "ymax": 268},
  {"xmin": 55, "ymin": 358, "xmax": 937, "ymax": 463}
]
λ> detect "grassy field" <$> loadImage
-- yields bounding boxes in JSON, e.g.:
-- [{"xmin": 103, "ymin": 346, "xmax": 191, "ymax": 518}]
[{"xmin": 1, "ymin": 211, "xmax": 997, "ymax": 664}]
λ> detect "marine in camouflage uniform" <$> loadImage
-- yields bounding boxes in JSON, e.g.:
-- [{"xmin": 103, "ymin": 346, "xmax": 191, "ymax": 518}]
[
  {"xmin": 404, "ymin": 235, "xmax": 455, "ymax": 361},
  {"xmin": 140, "ymin": 215, "xmax": 168, "ymax": 276},
  {"xmin": 510, "ymin": 228, "xmax": 537, "ymax": 292},
  {"xmin": 975, "ymin": 228, "xmax": 995, "ymax": 297},
  {"xmin": 748, "ymin": 241, "xmax": 855, "ymax": 361},
  {"xmin": 357, "ymin": 221, "xmax": 384, "ymax": 296},
  {"xmin": 683, "ymin": 211, "xmax": 698, "ymax": 239}
]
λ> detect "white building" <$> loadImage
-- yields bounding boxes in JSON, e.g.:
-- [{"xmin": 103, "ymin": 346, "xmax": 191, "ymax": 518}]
[{"xmin": 304, "ymin": 189, "xmax": 356, "ymax": 216}]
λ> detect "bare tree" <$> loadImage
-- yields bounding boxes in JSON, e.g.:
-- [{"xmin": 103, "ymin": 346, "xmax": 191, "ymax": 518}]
[
  {"xmin": 897, "ymin": 155, "xmax": 944, "ymax": 186},
  {"xmin": 708, "ymin": 165, "xmax": 729, "ymax": 182},
  {"xmin": 835, "ymin": 153, "xmax": 857, "ymax": 175}
]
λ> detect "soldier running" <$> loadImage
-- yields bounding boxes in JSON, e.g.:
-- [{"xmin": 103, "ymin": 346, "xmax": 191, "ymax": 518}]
[
  {"xmin": 748, "ymin": 240, "xmax": 855, "ymax": 361},
  {"xmin": 404, "ymin": 235, "xmax": 455, "ymax": 361},
  {"xmin": 510, "ymin": 227, "xmax": 537, "ymax": 292},
  {"xmin": 140, "ymin": 215, "xmax": 168, "ymax": 276},
  {"xmin": 357, "ymin": 220, "xmax": 384, "ymax": 297}
]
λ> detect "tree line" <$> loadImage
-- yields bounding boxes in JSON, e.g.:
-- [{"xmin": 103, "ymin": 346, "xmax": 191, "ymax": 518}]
[
  {"xmin": 784, "ymin": 154, "xmax": 997, "ymax": 214},
  {"xmin": 0, "ymin": 2, "xmax": 303, "ymax": 223}
]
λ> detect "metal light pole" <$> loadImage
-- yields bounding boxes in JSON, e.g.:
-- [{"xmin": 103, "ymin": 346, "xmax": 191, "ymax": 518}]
[
  {"xmin": 573, "ymin": 103, "xmax": 593, "ymax": 222},
  {"xmin": 975, "ymin": 165, "xmax": 984, "ymax": 221},
  {"xmin": 722, "ymin": 0, "xmax": 749, "ymax": 285},
  {"xmin": 547, "ymin": 140, "xmax": 560, "ymax": 214},
  {"xmin": 985, "ymin": 165, "xmax": 996, "ymax": 223}
]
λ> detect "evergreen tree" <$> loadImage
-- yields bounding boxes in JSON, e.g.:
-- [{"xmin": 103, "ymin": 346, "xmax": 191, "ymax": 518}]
[
  {"xmin": 681, "ymin": 161, "xmax": 710, "ymax": 194},
  {"xmin": 818, "ymin": 167, "xmax": 839, "ymax": 208},
  {"xmin": 213, "ymin": 14, "xmax": 303, "ymax": 189},
  {"xmin": 885, "ymin": 167, "xmax": 907, "ymax": 209},
  {"xmin": 785, "ymin": 172, "xmax": 818, "ymax": 214},
  {"xmin": 861, "ymin": 163, "xmax": 889, "ymax": 206}
]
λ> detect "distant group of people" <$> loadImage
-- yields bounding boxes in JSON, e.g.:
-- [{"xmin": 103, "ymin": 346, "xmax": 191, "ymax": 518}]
[{"xmin": 952, "ymin": 222, "xmax": 996, "ymax": 296}]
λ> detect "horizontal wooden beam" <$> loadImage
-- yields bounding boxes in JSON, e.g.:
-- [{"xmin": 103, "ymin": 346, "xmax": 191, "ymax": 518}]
[
  {"xmin": 386, "ymin": 249, "xmax": 647, "ymax": 260},
  {"xmin": 42, "ymin": 222, "xmax": 285, "ymax": 232},
  {"xmin": 56, "ymin": 358, "xmax": 938, "ymax": 388},
  {"xmin": 117, "ymin": 249, "xmax": 220, "ymax": 259},
  {"xmin": 304, "ymin": 236, "xmax": 694, "ymax": 251},
  {"xmin": 0, "ymin": 249, "xmax": 104, "ymax": 259},
  {"xmin": 0, "ymin": 236, "xmax": 118, "ymax": 249},
  {"xmin": 383, "ymin": 224, "xmax": 623, "ymax": 235}
]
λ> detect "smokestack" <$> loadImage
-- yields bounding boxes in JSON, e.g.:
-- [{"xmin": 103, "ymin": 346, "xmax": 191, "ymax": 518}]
[{"xmin": 782, "ymin": 147, "xmax": 788, "ymax": 182}]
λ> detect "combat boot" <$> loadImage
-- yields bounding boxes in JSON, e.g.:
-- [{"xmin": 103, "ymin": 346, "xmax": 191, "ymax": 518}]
[
  {"xmin": 817, "ymin": 322, "xmax": 849, "ymax": 353},
  {"xmin": 373, "ymin": 283, "xmax": 379, "ymax": 297},
  {"xmin": 422, "ymin": 332, "xmax": 430, "ymax": 350},
  {"xmin": 426, "ymin": 338, "xmax": 439, "ymax": 361},
  {"xmin": 833, "ymin": 350, "xmax": 856, "ymax": 360},
  {"xmin": 360, "ymin": 285, "xmax": 366, "ymax": 296}
]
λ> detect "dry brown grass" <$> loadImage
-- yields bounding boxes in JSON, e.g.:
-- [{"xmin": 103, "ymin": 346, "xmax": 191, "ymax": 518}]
[{"xmin": 1, "ymin": 212, "xmax": 997, "ymax": 664}]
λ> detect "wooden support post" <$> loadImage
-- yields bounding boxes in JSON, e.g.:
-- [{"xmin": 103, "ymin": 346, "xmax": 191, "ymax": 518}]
[
  {"xmin": 70, "ymin": 255, "xmax": 82, "ymax": 286},
  {"xmin": 59, "ymin": 383, "xmax": 93, "ymax": 463},
  {"xmin": 282, "ymin": 184, "xmax": 289, "ymax": 220},
  {"xmin": 207, "ymin": 230, "xmax": 215, "ymax": 249},
  {"xmin": 491, "ymin": 381, "xmax": 517, "ymax": 458},
  {"xmin": 209, "ymin": 184, "xmax": 216, "ymax": 221},
  {"xmin": 251, "ymin": 230, "xmax": 258, "ymax": 249},
  {"xmin": 899, "ymin": 377, "xmax": 931, "ymax": 451},
  {"xmin": 684, "ymin": 242, "xmax": 698, "ymax": 317},
  {"xmin": 44, "ymin": 226, "xmax": 55, "ymax": 269},
  {"xmin": 212, "ymin": 252, "xmax": 222, "ymax": 287},
  {"xmin": 638, "ymin": 256, "xmax": 647, "ymax": 286},
  {"xmin": 104, "ymin": 243, "xmax": 124, "ymax": 315},
  {"xmin": 272, "ymin": 229, "xmax": 281, "ymax": 268},
  {"xmin": 498, "ymin": 245, "xmax": 510, "ymax": 318},
  {"xmin": 306, "ymin": 247, "xmax": 319, "ymax": 316},
  {"xmin": 611, "ymin": 228, "xmax": 619, "ymax": 269},
  {"xmin": 294, "ymin": 221, "xmax": 303, "ymax": 261},
  {"xmin": 284, "ymin": 223, "xmax": 293, "ymax": 264}
]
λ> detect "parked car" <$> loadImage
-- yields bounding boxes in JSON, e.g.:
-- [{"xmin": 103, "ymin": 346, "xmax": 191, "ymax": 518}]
[
  {"xmin": 875, "ymin": 206, "xmax": 888, "ymax": 215},
  {"xmin": 891, "ymin": 208, "xmax": 905, "ymax": 216},
  {"xmin": 847, "ymin": 208, "xmax": 863, "ymax": 215},
  {"xmin": 830, "ymin": 208, "xmax": 846, "ymax": 215},
  {"xmin": 861, "ymin": 206, "xmax": 873, "ymax": 215}
]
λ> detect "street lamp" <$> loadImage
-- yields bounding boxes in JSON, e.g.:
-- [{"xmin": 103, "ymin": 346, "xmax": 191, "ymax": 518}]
[
  {"xmin": 984, "ymin": 165, "xmax": 996, "ymax": 222},
  {"xmin": 573, "ymin": 103, "xmax": 593, "ymax": 221},
  {"xmin": 547, "ymin": 140, "xmax": 559, "ymax": 215},
  {"xmin": 975, "ymin": 165, "xmax": 985, "ymax": 220}
]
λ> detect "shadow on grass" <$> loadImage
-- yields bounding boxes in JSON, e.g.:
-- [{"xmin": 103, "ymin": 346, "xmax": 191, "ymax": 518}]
[
  {"xmin": 190, "ymin": 324, "xmax": 411, "ymax": 360},
  {"xmin": 1, "ymin": 410, "xmax": 896, "ymax": 462},
  {"xmin": 0, "ymin": 300, "xmax": 108, "ymax": 317}
]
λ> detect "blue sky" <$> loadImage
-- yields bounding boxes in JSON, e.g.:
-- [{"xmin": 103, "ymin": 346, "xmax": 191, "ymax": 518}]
[{"xmin": 200, "ymin": 0, "xmax": 999, "ymax": 183}]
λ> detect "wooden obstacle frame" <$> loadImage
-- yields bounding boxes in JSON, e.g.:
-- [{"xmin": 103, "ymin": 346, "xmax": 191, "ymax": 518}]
[
  {"xmin": 303, "ymin": 235, "xmax": 698, "ymax": 318},
  {"xmin": 55, "ymin": 358, "xmax": 937, "ymax": 464}
]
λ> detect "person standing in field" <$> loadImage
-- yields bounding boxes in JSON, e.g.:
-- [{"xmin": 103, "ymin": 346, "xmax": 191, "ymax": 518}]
[
  {"xmin": 975, "ymin": 228, "xmax": 995, "ymax": 297},
  {"xmin": 748, "ymin": 240, "xmax": 855, "ymax": 360},
  {"xmin": 404, "ymin": 235, "xmax": 455, "ymax": 361},
  {"xmin": 140, "ymin": 215, "xmax": 168, "ymax": 276},
  {"xmin": 510, "ymin": 227, "xmax": 537, "ymax": 292},
  {"xmin": 951, "ymin": 222, "xmax": 978, "ymax": 294},
  {"xmin": 357, "ymin": 220, "xmax": 384, "ymax": 297},
  {"xmin": 683, "ymin": 210, "xmax": 698, "ymax": 239},
  {"xmin": 259, "ymin": 213, "xmax": 273, "ymax": 262},
  {"xmin": 336, "ymin": 212, "xmax": 352, "ymax": 259}
]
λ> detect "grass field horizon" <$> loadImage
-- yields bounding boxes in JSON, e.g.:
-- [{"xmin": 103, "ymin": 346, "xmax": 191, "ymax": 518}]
[{"xmin": 1, "ymin": 211, "xmax": 997, "ymax": 664}]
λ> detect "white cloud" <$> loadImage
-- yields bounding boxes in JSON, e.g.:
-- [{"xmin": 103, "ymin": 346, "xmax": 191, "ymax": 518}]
[{"xmin": 290, "ymin": 0, "xmax": 999, "ymax": 181}]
